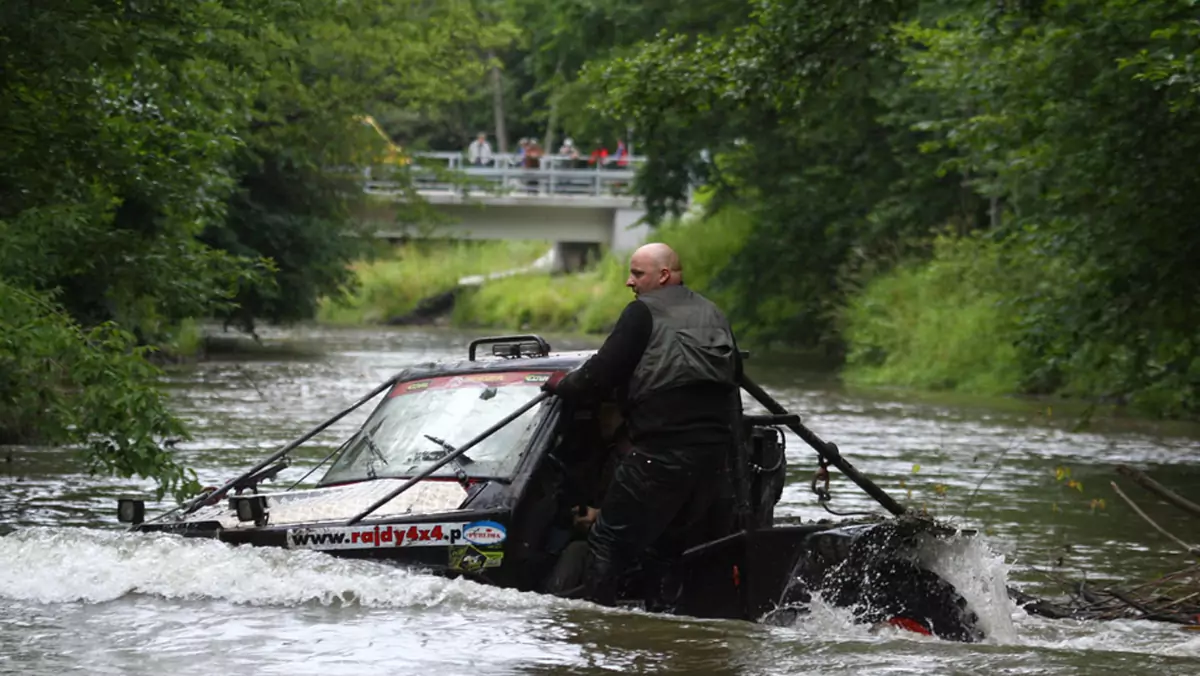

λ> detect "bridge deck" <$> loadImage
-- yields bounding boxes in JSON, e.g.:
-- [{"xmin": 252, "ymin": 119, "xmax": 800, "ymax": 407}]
[
  {"xmin": 358, "ymin": 152, "xmax": 656, "ymax": 255},
  {"xmin": 367, "ymin": 151, "xmax": 644, "ymax": 201}
]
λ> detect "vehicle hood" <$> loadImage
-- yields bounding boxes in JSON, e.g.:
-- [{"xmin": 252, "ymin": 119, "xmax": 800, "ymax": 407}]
[{"xmin": 183, "ymin": 479, "xmax": 470, "ymax": 530}]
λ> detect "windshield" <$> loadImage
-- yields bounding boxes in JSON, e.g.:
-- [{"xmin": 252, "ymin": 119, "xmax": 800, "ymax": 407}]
[{"xmin": 318, "ymin": 371, "xmax": 553, "ymax": 486}]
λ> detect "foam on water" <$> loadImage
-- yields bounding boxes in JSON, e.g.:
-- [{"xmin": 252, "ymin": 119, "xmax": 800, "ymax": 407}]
[
  {"xmin": 3, "ymin": 526, "xmax": 1198, "ymax": 665},
  {"xmin": 0, "ymin": 526, "xmax": 575, "ymax": 612},
  {"xmin": 1013, "ymin": 613, "xmax": 1200, "ymax": 659}
]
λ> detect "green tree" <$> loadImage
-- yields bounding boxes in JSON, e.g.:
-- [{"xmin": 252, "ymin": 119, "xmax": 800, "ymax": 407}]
[
  {"xmin": 202, "ymin": 0, "xmax": 515, "ymax": 332},
  {"xmin": 0, "ymin": 0, "xmax": 527, "ymax": 496},
  {"xmin": 586, "ymin": 0, "xmax": 987, "ymax": 347},
  {"xmin": 901, "ymin": 0, "xmax": 1200, "ymax": 414},
  {"xmin": 0, "ymin": 0, "xmax": 268, "ymax": 497}
]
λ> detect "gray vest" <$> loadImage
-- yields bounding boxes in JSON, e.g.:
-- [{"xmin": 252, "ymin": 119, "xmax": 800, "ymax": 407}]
[{"xmin": 627, "ymin": 285, "xmax": 738, "ymax": 403}]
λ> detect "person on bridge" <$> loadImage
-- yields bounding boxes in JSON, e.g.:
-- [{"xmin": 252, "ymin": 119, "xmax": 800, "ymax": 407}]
[
  {"xmin": 467, "ymin": 132, "xmax": 493, "ymax": 166},
  {"xmin": 544, "ymin": 242, "xmax": 743, "ymax": 608}
]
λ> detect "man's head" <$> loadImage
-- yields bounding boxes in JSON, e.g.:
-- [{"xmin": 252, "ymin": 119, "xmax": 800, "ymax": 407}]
[
  {"xmin": 626, "ymin": 243, "xmax": 682, "ymax": 297},
  {"xmin": 477, "ymin": 132, "xmax": 487, "ymax": 141}
]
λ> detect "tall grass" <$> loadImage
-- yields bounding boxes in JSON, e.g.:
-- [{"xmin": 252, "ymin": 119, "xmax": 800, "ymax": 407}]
[
  {"xmin": 452, "ymin": 255, "xmax": 631, "ymax": 332},
  {"xmin": 841, "ymin": 233, "xmax": 1028, "ymax": 395},
  {"xmin": 451, "ymin": 205, "xmax": 756, "ymax": 333},
  {"xmin": 317, "ymin": 240, "xmax": 551, "ymax": 324}
]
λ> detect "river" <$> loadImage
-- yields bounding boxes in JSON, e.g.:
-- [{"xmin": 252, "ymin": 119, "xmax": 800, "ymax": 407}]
[{"xmin": 2, "ymin": 325, "xmax": 1199, "ymax": 675}]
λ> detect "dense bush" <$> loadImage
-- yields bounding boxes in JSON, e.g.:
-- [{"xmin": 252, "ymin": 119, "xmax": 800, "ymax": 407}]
[
  {"xmin": 842, "ymin": 234, "xmax": 1027, "ymax": 395},
  {"xmin": 0, "ymin": 283, "xmax": 196, "ymax": 499}
]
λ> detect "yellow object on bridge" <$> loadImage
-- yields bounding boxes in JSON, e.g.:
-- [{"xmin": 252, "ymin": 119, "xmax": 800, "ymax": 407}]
[{"xmin": 357, "ymin": 114, "xmax": 410, "ymax": 166}]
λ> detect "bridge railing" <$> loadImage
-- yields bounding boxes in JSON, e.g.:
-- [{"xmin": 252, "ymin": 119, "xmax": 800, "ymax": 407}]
[
  {"xmin": 417, "ymin": 150, "xmax": 646, "ymax": 171},
  {"xmin": 364, "ymin": 151, "xmax": 644, "ymax": 199}
]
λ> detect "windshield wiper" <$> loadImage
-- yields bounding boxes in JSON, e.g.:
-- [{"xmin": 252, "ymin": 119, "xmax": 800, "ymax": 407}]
[
  {"xmin": 358, "ymin": 428, "xmax": 388, "ymax": 479},
  {"xmin": 422, "ymin": 434, "xmax": 472, "ymax": 490}
]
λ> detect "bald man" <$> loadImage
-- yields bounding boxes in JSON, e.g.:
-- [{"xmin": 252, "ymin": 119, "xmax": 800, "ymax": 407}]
[{"xmin": 547, "ymin": 243, "xmax": 743, "ymax": 608}]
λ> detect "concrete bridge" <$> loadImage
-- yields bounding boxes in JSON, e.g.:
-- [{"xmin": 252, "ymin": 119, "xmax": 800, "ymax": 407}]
[{"xmin": 355, "ymin": 152, "xmax": 656, "ymax": 270}]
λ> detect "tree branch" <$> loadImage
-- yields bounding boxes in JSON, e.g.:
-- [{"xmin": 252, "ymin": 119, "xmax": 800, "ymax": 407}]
[
  {"xmin": 1117, "ymin": 464, "xmax": 1200, "ymax": 518},
  {"xmin": 1110, "ymin": 480, "xmax": 1200, "ymax": 559}
]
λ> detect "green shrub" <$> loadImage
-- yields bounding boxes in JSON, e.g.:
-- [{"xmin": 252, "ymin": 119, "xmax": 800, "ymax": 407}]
[
  {"xmin": 842, "ymin": 233, "xmax": 1028, "ymax": 395},
  {"xmin": 0, "ymin": 282, "xmax": 197, "ymax": 500},
  {"xmin": 657, "ymin": 204, "xmax": 755, "ymax": 313}
]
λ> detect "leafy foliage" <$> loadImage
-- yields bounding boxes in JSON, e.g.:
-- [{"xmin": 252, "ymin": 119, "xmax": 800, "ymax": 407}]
[
  {"xmin": 583, "ymin": 0, "xmax": 988, "ymax": 349},
  {"xmin": 900, "ymin": 1, "xmax": 1200, "ymax": 415},
  {"xmin": 579, "ymin": 0, "xmax": 1200, "ymax": 417},
  {"xmin": 0, "ymin": 0, "xmax": 513, "ymax": 495},
  {"xmin": 0, "ymin": 283, "xmax": 196, "ymax": 500}
]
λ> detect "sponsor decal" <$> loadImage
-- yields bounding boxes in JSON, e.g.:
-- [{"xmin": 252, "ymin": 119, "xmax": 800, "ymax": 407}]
[
  {"xmin": 287, "ymin": 522, "xmax": 468, "ymax": 550},
  {"xmin": 389, "ymin": 371, "xmax": 564, "ymax": 397},
  {"xmin": 449, "ymin": 544, "xmax": 504, "ymax": 572},
  {"xmin": 463, "ymin": 520, "xmax": 506, "ymax": 545},
  {"xmin": 448, "ymin": 520, "xmax": 507, "ymax": 571}
]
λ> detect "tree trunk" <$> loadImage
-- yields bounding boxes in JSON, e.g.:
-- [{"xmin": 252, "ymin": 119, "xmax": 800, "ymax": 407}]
[
  {"xmin": 489, "ymin": 52, "xmax": 507, "ymax": 154},
  {"xmin": 542, "ymin": 59, "xmax": 566, "ymax": 153},
  {"xmin": 543, "ymin": 93, "xmax": 559, "ymax": 154}
]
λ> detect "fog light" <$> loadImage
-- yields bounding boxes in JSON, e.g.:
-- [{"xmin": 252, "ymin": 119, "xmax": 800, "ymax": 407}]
[
  {"xmin": 117, "ymin": 498, "xmax": 145, "ymax": 525},
  {"xmin": 232, "ymin": 494, "xmax": 269, "ymax": 526}
]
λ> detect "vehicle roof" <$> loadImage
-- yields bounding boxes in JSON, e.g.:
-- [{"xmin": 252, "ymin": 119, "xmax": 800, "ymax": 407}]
[{"xmin": 394, "ymin": 350, "xmax": 594, "ymax": 382}]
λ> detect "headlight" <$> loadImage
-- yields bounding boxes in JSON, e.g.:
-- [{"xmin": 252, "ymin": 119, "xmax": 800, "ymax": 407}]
[
  {"xmin": 231, "ymin": 494, "xmax": 269, "ymax": 525},
  {"xmin": 117, "ymin": 498, "xmax": 145, "ymax": 525}
]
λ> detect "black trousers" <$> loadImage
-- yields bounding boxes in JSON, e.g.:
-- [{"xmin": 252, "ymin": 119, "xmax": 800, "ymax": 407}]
[{"xmin": 584, "ymin": 445, "xmax": 728, "ymax": 606}]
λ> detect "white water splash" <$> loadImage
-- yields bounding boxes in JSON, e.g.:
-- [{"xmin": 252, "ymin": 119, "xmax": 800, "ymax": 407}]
[
  {"xmin": 919, "ymin": 532, "xmax": 1019, "ymax": 644},
  {"xmin": 0, "ymin": 527, "xmax": 574, "ymax": 612}
]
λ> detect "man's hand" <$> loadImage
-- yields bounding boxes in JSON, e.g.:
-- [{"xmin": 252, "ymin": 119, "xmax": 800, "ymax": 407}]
[
  {"xmin": 540, "ymin": 380, "xmax": 557, "ymax": 394},
  {"xmin": 573, "ymin": 506, "xmax": 599, "ymax": 533}
]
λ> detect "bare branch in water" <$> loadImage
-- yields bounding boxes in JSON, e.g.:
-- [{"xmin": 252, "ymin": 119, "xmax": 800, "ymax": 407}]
[{"xmin": 1110, "ymin": 480, "xmax": 1200, "ymax": 559}]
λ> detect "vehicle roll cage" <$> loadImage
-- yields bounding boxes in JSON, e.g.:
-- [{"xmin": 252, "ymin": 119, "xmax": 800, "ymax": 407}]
[
  {"xmin": 133, "ymin": 334, "xmax": 904, "ymax": 531},
  {"xmin": 469, "ymin": 335, "xmax": 551, "ymax": 361}
]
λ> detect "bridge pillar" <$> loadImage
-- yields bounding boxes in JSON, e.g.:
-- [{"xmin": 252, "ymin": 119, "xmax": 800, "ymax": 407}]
[
  {"xmin": 611, "ymin": 207, "xmax": 650, "ymax": 253},
  {"xmin": 552, "ymin": 208, "xmax": 648, "ymax": 272},
  {"xmin": 552, "ymin": 242, "xmax": 602, "ymax": 273}
]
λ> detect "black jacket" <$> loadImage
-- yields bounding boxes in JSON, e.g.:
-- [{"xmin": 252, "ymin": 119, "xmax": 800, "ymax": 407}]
[{"xmin": 554, "ymin": 292, "xmax": 743, "ymax": 450}]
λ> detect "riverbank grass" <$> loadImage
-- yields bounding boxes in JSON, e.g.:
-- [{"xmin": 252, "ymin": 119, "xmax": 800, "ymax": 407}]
[
  {"xmin": 317, "ymin": 240, "xmax": 551, "ymax": 324},
  {"xmin": 452, "ymin": 255, "xmax": 630, "ymax": 332},
  {"xmin": 451, "ymin": 204, "xmax": 756, "ymax": 333},
  {"xmin": 841, "ymin": 234, "xmax": 1025, "ymax": 395},
  {"xmin": 319, "ymin": 204, "xmax": 756, "ymax": 334}
]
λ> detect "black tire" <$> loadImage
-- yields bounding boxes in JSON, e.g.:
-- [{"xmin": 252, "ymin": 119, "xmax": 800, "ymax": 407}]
[
  {"xmin": 858, "ymin": 559, "xmax": 984, "ymax": 643},
  {"xmin": 543, "ymin": 540, "xmax": 589, "ymax": 596}
]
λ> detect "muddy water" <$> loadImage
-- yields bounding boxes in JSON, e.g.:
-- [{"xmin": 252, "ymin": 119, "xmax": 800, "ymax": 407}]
[{"xmin": 2, "ymin": 325, "xmax": 1199, "ymax": 675}]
